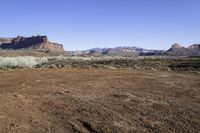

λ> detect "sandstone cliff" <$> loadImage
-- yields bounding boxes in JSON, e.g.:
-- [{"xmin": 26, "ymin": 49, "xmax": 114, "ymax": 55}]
[{"xmin": 0, "ymin": 36, "xmax": 64, "ymax": 53}]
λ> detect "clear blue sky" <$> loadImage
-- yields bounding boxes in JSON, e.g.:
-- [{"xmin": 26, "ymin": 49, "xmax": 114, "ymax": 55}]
[{"xmin": 0, "ymin": 0, "xmax": 200, "ymax": 50}]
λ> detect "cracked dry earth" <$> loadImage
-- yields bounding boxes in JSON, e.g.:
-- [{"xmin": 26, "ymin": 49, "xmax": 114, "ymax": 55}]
[{"xmin": 0, "ymin": 68, "xmax": 199, "ymax": 133}]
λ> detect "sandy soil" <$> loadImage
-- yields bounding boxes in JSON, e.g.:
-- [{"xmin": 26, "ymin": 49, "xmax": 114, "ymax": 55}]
[{"xmin": 0, "ymin": 68, "xmax": 199, "ymax": 133}]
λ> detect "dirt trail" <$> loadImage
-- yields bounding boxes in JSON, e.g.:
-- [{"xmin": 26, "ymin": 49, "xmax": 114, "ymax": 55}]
[{"xmin": 0, "ymin": 68, "xmax": 199, "ymax": 133}]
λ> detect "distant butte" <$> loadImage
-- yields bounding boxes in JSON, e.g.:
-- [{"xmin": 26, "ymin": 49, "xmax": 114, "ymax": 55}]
[
  {"xmin": 0, "ymin": 35, "xmax": 64, "ymax": 53},
  {"xmin": 166, "ymin": 43, "xmax": 200, "ymax": 56}
]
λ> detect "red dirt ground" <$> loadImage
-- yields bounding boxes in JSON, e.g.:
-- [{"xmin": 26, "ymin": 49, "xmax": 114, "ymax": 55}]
[{"xmin": 0, "ymin": 68, "xmax": 199, "ymax": 133}]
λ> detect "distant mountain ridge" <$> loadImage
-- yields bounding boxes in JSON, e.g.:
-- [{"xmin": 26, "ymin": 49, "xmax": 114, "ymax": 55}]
[
  {"xmin": 68, "ymin": 46, "xmax": 164, "ymax": 56},
  {"xmin": 68, "ymin": 44, "xmax": 200, "ymax": 56},
  {"xmin": 0, "ymin": 36, "xmax": 199, "ymax": 56},
  {"xmin": 0, "ymin": 35, "xmax": 64, "ymax": 53}
]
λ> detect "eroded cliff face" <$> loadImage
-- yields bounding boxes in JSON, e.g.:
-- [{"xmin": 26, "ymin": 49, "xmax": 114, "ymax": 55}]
[
  {"xmin": 0, "ymin": 36, "xmax": 64, "ymax": 53},
  {"xmin": 166, "ymin": 43, "xmax": 200, "ymax": 56}
]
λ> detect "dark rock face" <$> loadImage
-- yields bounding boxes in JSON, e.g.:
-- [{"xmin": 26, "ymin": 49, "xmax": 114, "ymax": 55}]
[
  {"xmin": 166, "ymin": 43, "xmax": 200, "ymax": 56},
  {"xmin": 188, "ymin": 44, "xmax": 200, "ymax": 50},
  {"xmin": 0, "ymin": 36, "xmax": 64, "ymax": 53}
]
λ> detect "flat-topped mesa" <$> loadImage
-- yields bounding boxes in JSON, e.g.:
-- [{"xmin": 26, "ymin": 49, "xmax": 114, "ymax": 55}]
[{"xmin": 0, "ymin": 35, "xmax": 64, "ymax": 53}]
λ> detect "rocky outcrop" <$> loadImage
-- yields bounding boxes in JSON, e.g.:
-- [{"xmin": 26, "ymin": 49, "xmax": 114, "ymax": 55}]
[
  {"xmin": 0, "ymin": 36, "xmax": 64, "ymax": 53},
  {"xmin": 188, "ymin": 44, "xmax": 200, "ymax": 50},
  {"xmin": 0, "ymin": 38, "xmax": 12, "ymax": 44},
  {"xmin": 166, "ymin": 43, "xmax": 200, "ymax": 56}
]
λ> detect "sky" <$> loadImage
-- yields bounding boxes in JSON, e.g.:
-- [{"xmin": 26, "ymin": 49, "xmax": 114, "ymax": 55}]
[{"xmin": 0, "ymin": 0, "xmax": 200, "ymax": 50}]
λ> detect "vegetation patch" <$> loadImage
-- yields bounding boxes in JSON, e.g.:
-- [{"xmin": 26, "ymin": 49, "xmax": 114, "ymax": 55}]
[{"xmin": 0, "ymin": 56, "xmax": 200, "ymax": 72}]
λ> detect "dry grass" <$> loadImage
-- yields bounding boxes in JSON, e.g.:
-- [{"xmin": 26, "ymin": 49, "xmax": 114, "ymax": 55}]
[
  {"xmin": 0, "ymin": 55, "xmax": 199, "ymax": 72},
  {"xmin": 0, "ymin": 56, "xmax": 48, "ymax": 69}
]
